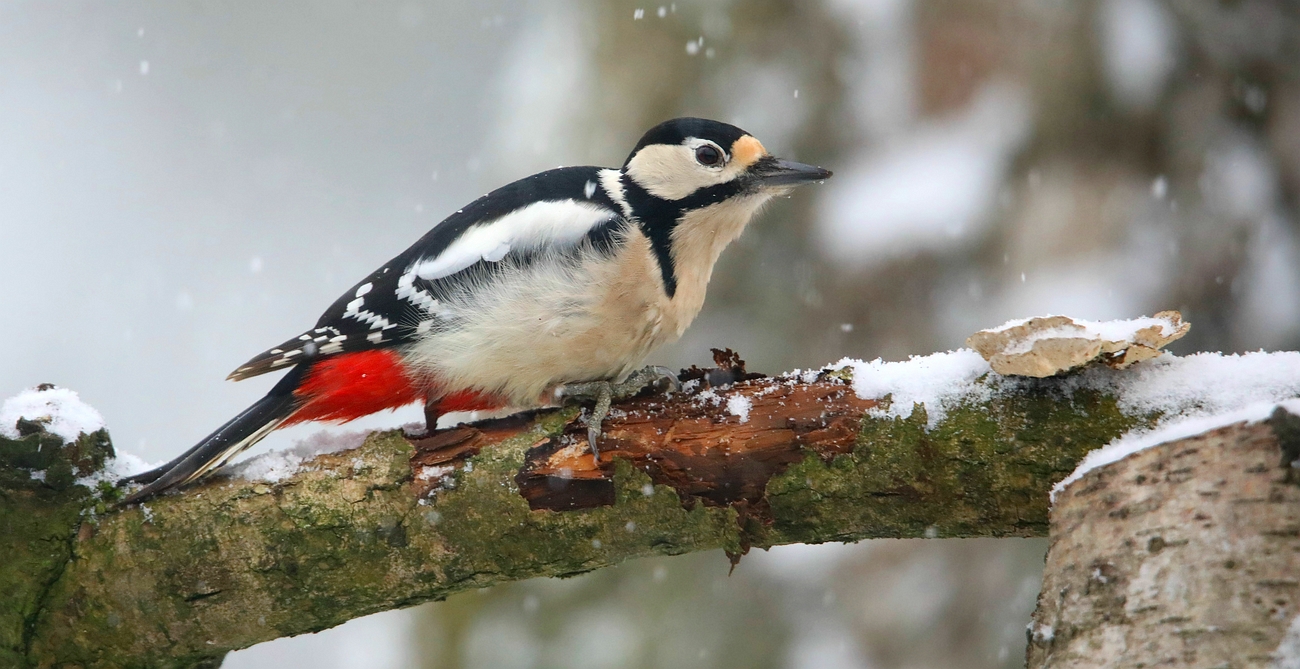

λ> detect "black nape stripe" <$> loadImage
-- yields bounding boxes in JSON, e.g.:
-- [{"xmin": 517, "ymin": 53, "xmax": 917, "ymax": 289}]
[{"xmin": 619, "ymin": 174, "xmax": 747, "ymax": 298}]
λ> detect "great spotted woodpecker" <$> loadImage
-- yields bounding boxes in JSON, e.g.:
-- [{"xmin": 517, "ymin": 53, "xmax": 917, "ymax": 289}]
[{"xmin": 122, "ymin": 117, "xmax": 831, "ymax": 504}]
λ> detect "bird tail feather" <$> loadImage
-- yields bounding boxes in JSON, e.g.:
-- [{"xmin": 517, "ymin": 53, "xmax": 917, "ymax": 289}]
[{"xmin": 120, "ymin": 367, "xmax": 305, "ymax": 505}]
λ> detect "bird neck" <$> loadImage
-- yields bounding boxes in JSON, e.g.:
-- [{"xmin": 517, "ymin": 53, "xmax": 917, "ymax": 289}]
[
  {"xmin": 616, "ymin": 171, "xmax": 754, "ymax": 300},
  {"xmin": 664, "ymin": 194, "xmax": 770, "ymax": 326}
]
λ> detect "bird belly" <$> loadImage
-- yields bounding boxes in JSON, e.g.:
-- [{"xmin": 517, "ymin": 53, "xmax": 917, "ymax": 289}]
[{"xmin": 402, "ymin": 231, "xmax": 683, "ymax": 406}]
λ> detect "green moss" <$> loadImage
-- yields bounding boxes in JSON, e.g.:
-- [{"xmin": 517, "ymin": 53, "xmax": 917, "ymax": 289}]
[
  {"xmin": 1, "ymin": 428, "xmax": 115, "ymax": 668},
  {"xmin": 763, "ymin": 388, "xmax": 1143, "ymax": 545},
  {"xmin": 417, "ymin": 419, "xmax": 738, "ymax": 586},
  {"xmin": 23, "ymin": 409, "xmax": 749, "ymax": 666},
  {"xmin": 13, "ymin": 385, "xmax": 1157, "ymax": 667}
]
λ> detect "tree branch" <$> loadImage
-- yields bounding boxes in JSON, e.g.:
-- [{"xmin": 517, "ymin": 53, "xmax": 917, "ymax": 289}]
[{"xmin": 0, "ymin": 362, "xmax": 1187, "ymax": 668}]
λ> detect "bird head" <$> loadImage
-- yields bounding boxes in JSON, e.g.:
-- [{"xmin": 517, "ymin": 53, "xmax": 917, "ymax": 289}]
[
  {"xmin": 614, "ymin": 117, "xmax": 831, "ymax": 302},
  {"xmin": 621, "ymin": 117, "xmax": 831, "ymax": 202}
]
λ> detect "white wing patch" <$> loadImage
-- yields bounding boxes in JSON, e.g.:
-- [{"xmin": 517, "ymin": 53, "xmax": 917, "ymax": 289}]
[
  {"xmin": 397, "ymin": 266, "xmax": 440, "ymax": 313},
  {"xmin": 413, "ymin": 199, "xmax": 616, "ymax": 282},
  {"xmin": 343, "ymin": 291, "xmax": 399, "ymax": 332}
]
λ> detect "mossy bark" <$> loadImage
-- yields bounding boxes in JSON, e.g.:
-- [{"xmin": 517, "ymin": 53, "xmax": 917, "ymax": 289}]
[
  {"xmin": 3, "ymin": 373, "xmax": 1147, "ymax": 668},
  {"xmin": 1, "ymin": 427, "xmax": 114, "ymax": 668}
]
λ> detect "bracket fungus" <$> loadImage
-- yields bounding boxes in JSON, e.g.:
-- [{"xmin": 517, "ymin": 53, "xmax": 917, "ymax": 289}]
[{"xmin": 966, "ymin": 311, "xmax": 1190, "ymax": 378}]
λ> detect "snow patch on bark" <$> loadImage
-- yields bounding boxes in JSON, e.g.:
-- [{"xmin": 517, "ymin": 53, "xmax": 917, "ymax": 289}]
[
  {"xmin": 726, "ymin": 394, "xmax": 753, "ymax": 423},
  {"xmin": 1273, "ymin": 613, "xmax": 1300, "ymax": 668},
  {"xmin": 832, "ymin": 349, "xmax": 993, "ymax": 428},
  {"xmin": 1052, "ymin": 399, "xmax": 1300, "ymax": 501},
  {"xmin": 100, "ymin": 451, "xmax": 156, "ymax": 481},
  {"xmin": 1051, "ymin": 351, "xmax": 1300, "ymax": 501},
  {"xmin": 228, "ymin": 429, "xmax": 371, "ymax": 483},
  {"xmin": 827, "ymin": 345, "xmax": 1300, "ymax": 498},
  {"xmin": 1081, "ymin": 351, "xmax": 1300, "ymax": 419},
  {"xmin": 0, "ymin": 385, "xmax": 105, "ymax": 443}
]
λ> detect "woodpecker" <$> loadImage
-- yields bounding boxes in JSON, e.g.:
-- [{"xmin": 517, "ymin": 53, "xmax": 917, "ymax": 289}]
[{"xmin": 121, "ymin": 117, "xmax": 831, "ymax": 504}]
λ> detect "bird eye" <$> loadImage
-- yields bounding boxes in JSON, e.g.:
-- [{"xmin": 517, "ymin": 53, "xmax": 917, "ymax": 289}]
[{"xmin": 695, "ymin": 145, "xmax": 723, "ymax": 167}]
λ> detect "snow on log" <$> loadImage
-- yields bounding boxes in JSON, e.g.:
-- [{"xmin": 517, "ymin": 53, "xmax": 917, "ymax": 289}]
[
  {"xmin": 1028, "ymin": 407, "xmax": 1300, "ymax": 667},
  {"xmin": 0, "ymin": 384, "xmax": 106, "ymax": 444}
]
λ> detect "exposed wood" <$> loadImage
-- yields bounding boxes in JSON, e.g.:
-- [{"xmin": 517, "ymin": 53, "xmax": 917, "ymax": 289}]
[{"xmin": 516, "ymin": 377, "xmax": 876, "ymax": 512}]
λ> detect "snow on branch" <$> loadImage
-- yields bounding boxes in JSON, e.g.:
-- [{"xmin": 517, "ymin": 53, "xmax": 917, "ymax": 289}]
[{"xmin": 4, "ymin": 317, "xmax": 1300, "ymax": 666}]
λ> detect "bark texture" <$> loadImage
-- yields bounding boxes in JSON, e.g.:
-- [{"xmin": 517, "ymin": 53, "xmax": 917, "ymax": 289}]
[
  {"xmin": 3, "ymin": 367, "xmax": 1147, "ymax": 668},
  {"xmin": 1027, "ymin": 410, "xmax": 1300, "ymax": 668}
]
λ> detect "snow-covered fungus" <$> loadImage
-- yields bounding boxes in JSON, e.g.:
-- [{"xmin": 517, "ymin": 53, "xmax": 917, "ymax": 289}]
[{"xmin": 966, "ymin": 311, "xmax": 1190, "ymax": 378}]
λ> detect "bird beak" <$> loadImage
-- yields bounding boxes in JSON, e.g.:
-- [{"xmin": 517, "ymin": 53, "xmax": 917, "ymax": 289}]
[{"xmin": 751, "ymin": 157, "xmax": 833, "ymax": 186}]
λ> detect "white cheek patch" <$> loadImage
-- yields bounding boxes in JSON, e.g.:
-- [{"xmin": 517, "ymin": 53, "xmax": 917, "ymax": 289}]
[
  {"xmin": 625, "ymin": 144, "xmax": 712, "ymax": 200},
  {"xmin": 414, "ymin": 199, "xmax": 615, "ymax": 281},
  {"xmin": 625, "ymin": 139, "xmax": 753, "ymax": 201}
]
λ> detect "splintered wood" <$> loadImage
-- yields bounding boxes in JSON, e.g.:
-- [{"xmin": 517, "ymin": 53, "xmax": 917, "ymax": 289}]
[
  {"xmin": 408, "ymin": 370, "xmax": 878, "ymax": 519},
  {"xmin": 408, "ymin": 412, "xmax": 535, "ymax": 498},
  {"xmin": 409, "ymin": 348, "xmax": 877, "ymax": 519},
  {"xmin": 515, "ymin": 377, "xmax": 878, "ymax": 514}
]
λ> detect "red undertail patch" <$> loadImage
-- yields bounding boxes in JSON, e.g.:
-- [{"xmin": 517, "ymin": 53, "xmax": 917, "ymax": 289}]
[
  {"xmin": 433, "ymin": 388, "xmax": 507, "ymax": 415},
  {"xmin": 286, "ymin": 350, "xmax": 423, "ymax": 424}
]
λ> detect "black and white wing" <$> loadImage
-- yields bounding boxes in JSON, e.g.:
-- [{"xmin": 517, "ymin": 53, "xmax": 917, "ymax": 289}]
[{"xmin": 228, "ymin": 166, "xmax": 629, "ymax": 381}]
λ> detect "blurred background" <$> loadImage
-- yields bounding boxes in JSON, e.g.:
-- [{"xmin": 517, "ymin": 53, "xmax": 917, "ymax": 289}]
[{"xmin": 2, "ymin": 0, "xmax": 1298, "ymax": 667}]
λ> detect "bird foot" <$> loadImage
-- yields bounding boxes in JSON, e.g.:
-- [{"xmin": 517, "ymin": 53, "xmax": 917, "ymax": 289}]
[
  {"xmin": 402, "ymin": 401, "xmax": 444, "ymax": 441},
  {"xmin": 557, "ymin": 366, "xmax": 680, "ymax": 461}
]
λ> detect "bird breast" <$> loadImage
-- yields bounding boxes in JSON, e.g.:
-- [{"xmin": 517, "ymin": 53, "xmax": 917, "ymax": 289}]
[
  {"xmin": 667, "ymin": 192, "xmax": 773, "ymax": 329},
  {"xmin": 401, "ymin": 192, "xmax": 771, "ymax": 407},
  {"xmin": 401, "ymin": 228, "xmax": 680, "ymax": 406}
]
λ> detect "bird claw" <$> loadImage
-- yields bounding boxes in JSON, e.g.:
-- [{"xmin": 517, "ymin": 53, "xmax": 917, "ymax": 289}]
[
  {"xmin": 402, "ymin": 427, "xmax": 431, "ymax": 441},
  {"xmin": 626, "ymin": 365, "xmax": 682, "ymax": 396},
  {"xmin": 587, "ymin": 425, "xmax": 603, "ymax": 461},
  {"xmin": 402, "ymin": 400, "xmax": 444, "ymax": 441},
  {"xmin": 558, "ymin": 366, "xmax": 680, "ymax": 462}
]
